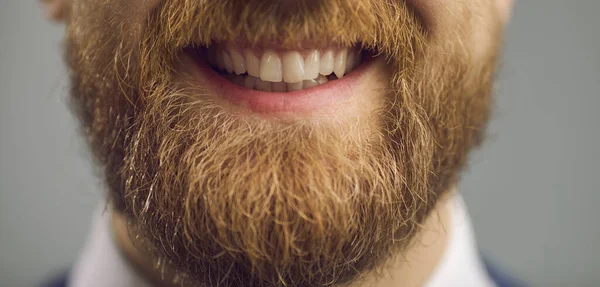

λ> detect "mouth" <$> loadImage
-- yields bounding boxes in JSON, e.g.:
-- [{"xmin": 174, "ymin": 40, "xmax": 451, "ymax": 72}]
[{"xmin": 183, "ymin": 43, "xmax": 379, "ymax": 115}]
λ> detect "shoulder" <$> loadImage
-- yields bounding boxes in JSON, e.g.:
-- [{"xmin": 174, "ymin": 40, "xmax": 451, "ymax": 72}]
[
  {"xmin": 483, "ymin": 257, "xmax": 528, "ymax": 287},
  {"xmin": 41, "ymin": 272, "xmax": 69, "ymax": 287}
]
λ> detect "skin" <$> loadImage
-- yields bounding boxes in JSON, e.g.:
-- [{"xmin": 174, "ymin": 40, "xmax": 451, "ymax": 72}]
[{"xmin": 41, "ymin": 1, "xmax": 513, "ymax": 286}]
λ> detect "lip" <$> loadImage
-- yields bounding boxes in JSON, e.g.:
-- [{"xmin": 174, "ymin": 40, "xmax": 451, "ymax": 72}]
[{"xmin": 182, "ymin": 49, "xmax": 377, "ymax": 115}]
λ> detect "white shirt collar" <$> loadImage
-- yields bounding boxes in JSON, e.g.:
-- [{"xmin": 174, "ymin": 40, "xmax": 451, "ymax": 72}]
[
  {"xmin": 68, "ymin": 195, "xmax": 493, "ymax": 287},
  {"xmin": 425, "ymin": 196, "xmax": 496, "ymax": 287},
  {"xmin": 68, "ymin": 205, "xmax": 151, "ymax": 287}
]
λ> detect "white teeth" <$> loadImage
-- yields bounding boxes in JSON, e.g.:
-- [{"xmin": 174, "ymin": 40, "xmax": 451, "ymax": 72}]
[
  {"xmin": 207, "ymin": 45, "xmax": 363, "ymax": 92},
  {"xmin": 304, "ymin": 50, "xmax": 320, "ymax": 80},
  {"xmin": 272, "ymin": 82, "xmax": 287, "ymax": 92},
  {"xmin": 346, "ymin": 50, "xmax": 356, "ymax": 72},
  {"xmin": 243, "ymin": 76, "xmax": 256, "ymax": 89},
  {"xmin": 229, "ymin": 49, "xmax": 246, "ymax": 75},
  {"xmin": 287, "ymin": 82, "xmax": 303, "ymax": 92},
  {"xmin": 233, "ymin": 75, "xmax": 245, "ymax": 87},
  {"xmin": 282, "ymin": 51, "xmax": 305, "ymax": 83},
  {"xmin": 223, "ymin": 74, "xmax": 235, "ymax": 83},
  {"xmin": 316, "ymin": 74, "xmax": 328, "ymax": 84},
  {"xmin": 260, "ymin": 50, "xmax": 283, "ymax": 82},
  {"xmin": 229, "ymin": 74, "xmax": 333, "ymax": 92},
  {"xmin": 302, "ymin": 79, "xmax": 319, "ymax": 89},
  {"xmin": 334, "ymin": 48, "xmax": 348, "ymax": 78},
  {"xmin": 222, "ymin": 51, "xmax": 234, "ymax": 74},
  {"xmin": 245, "ymin": 50, "xmax": 261, "ymax": 78},
  {"xmin": 319, "ymin": 50, "xmax": 334, "ymax": 76},
  {"xmin": 255, "ymin": 79, "xmax": 272, "ymax": 92}
]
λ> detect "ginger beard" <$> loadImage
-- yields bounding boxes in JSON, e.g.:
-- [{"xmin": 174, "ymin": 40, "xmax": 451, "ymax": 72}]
[{"xmin": 66, "ymin": 0, "xmax": 501, "ymax": 286}]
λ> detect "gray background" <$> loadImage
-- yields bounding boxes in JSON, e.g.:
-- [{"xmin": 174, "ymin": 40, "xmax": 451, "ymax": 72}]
[{"xmin": 1, "ymin": 0, "xmax": 598, "ymax": 286}]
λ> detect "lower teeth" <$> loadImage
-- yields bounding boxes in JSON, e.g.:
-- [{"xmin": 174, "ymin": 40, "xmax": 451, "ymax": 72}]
[{"xmin": 224, "ymin": 73, "xmax": 333, "ymax": 92}]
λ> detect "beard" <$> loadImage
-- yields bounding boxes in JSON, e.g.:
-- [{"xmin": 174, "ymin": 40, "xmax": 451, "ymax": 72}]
[{"xmin": 65, "ymin": 0, "xmax": 501, "ymax": 286}]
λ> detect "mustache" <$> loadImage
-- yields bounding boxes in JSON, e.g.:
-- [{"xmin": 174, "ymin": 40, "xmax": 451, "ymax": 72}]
[
  {"xmin": 134, "ymin": 0, "xmax": 428, "ymax": 94},
  {"xmin": 143, "ymin": 0, "xmax": 425, "ymax": 53}
]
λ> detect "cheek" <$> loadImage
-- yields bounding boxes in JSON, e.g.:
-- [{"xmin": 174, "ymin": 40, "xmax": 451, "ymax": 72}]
[
  {"xmin": 86, "ymin": 0, "xmax": 158, "ymax": 30},
  {"xmin": 76, "ymin": 0, "xmax": 159, "ymax": 47},
  {"xmin": 119, "ymin": 0, "xmax": 161, "ymax": 16},
  {"xmin": 406, "ymin": 0, "xmax": 502, "ymax": 62},
  {"xmin": 495, "ymin": 0, "xmax": 514, "ymax": 22},
  {"xmin": 406, "ymin": 0, "xmax": 505, "ymax": 30},
  {"xmin": 404, "ymin": 0, "xmax": 441, "ymax": 29}
]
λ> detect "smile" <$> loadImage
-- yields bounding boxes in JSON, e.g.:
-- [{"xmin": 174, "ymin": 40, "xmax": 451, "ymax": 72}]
[{"xmin": 184, "ymin": 43, "xmax": 380, "ymax": 115}]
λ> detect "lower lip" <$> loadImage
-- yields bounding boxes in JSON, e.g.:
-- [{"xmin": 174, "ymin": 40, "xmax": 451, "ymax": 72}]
[{"xmin": 183, "ymin": 51, "xmax": 374, "ymax": 115}]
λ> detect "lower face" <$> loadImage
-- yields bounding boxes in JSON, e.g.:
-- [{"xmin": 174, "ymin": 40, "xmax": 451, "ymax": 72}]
[{"xmin": 66, "ymin": 0, "xmax": 502, "ymax": 286}]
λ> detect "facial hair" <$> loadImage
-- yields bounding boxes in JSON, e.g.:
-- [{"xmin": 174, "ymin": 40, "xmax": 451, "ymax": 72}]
[{"xmin": 65, "ymin": 0, "xmax": 501, "ymax": 286}]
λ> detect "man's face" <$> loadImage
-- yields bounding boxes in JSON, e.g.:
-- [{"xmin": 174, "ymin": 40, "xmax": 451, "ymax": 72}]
[{"xmin": 59, "ymin": 0, "xmax": 504, "ymax": 286}]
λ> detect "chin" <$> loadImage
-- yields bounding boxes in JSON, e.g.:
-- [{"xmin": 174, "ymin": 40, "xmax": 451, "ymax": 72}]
[{"xmin": 65, "ymin": 0, "xmax": 501, "ymax": 286}]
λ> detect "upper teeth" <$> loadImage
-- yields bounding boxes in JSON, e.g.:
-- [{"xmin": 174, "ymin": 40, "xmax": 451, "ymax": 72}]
[{"xmin": 208, "ymin": 45, "xmax": 362, "ymax": 84}]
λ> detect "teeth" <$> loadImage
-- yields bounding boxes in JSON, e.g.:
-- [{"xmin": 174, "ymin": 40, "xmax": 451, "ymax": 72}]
[
  {"xmin": 272, "ymin": 82, "xmax": 287, "ymax": 92},
  {"xmin": 302, "ymin": 79, "xmax": 319, "ymax": 89},
  {"xmin": 287, "ymin": 82, "xmax": 303, "ymax": 92},
  {"xmin": 319, "ymin": 50, "xmax": 334, "ymax": 76},
  {"xmin": 244, "ymin": 50, "xmax": 260, "ymax": 78},
  {"xmin": 316, "ymin": 74, "xmax": 328, "ymax": 85},
  {"xmin": 304, "ymin": 50, "xmax": 320, "ymax": 80},
  {"xmin": 229, "ymin": 49, "xmax": 246, "ymax": 75},
  {"xmin": 260, "ymin": 50, "xmax": 283, "ymax": 82},
  {"xmin": 222, "ymin": 51, "xmax": 234, "ymax": 74},
  {"xmin": 346, "ymin": 50, "xmax": 356, "ymax": 72},
  {"xmin": 243, "ymin": 76, "xmax": 256, "ymax": 89},
  {"xmin": 282, "ymin": 51, "xmax": 305, "ymax": 83},
  {"xmin": 207, "ymin": 45, "xmax": 362, "ymax": 91},
  {"xmin": 229, "ymin": 74, "xmax": 332, "ymax": 92},
  {"xmin": 334, "ymin": 48, "xmax": 347, "ymax": 78},
  {"xmin": 232, "ymin": 75, "xmax": 245, "ymax": 87},
  {"xmin": 223, "ymin": 74, "xmax": 235, "ymax": 84},
  {"xmin": 255, "ymin": 79, "xmax": 272, "ymax": 92}
]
